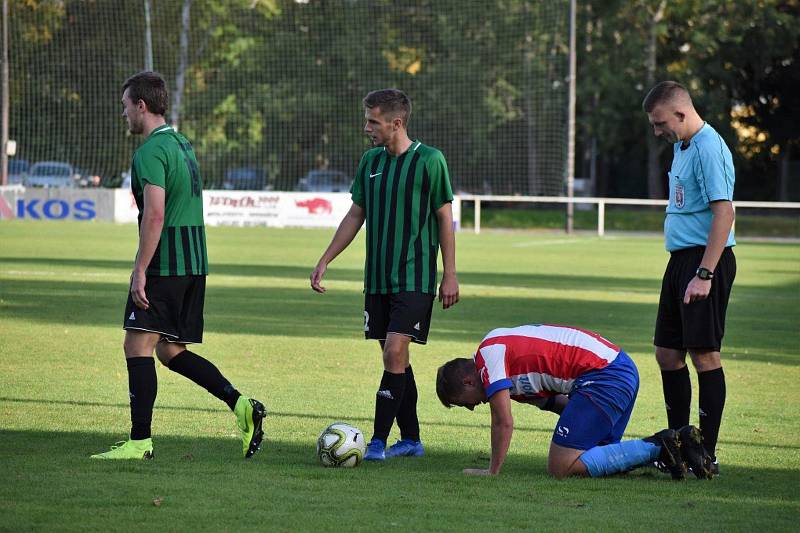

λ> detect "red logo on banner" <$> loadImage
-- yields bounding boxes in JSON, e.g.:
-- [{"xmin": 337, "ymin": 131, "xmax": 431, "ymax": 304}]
[{"xmin": 295, "ymin": 198, "xmax": 332, "ymax": 214}]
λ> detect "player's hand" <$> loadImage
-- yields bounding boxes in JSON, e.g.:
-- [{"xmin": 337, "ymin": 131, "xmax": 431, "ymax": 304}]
[
  {"xmin": 683, "ymin": 276, "xmax": 711, "ymax": 304},
  {"xmin": 463, "ymin": 468, "xmax": 494, "ymax": 476},
  {"xmin": 438, "ymin": 273, "xmax": 459, "ymax": 309},
  {"xmin": 130, "ymin": 269, "xmax": 150, "ymax": 310},
  {"xmin": 310, "ymin": 263, "xmax": 327, "ymax": 293}
]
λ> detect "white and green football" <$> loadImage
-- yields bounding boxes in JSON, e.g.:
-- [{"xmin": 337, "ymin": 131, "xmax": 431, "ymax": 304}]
[{"xmin": 316, "ymin": 422, "xmax": 366, "ymax": 468}]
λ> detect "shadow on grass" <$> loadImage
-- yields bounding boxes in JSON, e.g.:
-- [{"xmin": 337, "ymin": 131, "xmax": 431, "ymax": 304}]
[
  {"xmin": 1, "ymin": 272, "xmax": 797, "ymax": 366},
  {"xmin": 2, "ymin": 395, "xmax": 798, "ymax": 453},
  {"xmin": 1, "ymin": 429, "xmax": 798, "ymax": 505}
]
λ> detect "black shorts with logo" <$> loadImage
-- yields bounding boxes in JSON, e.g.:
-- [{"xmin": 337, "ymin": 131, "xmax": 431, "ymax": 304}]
[
  {"xmin": 364, "ymin": 291, "xmax": 435, "ymax": 344},
  {"xmin": 123, "ymin": 275, "xmax": 205, "ymax": 344},
  {"xmin": 654, "ymin": 246, "xmax": 736, "ymax": 352}
]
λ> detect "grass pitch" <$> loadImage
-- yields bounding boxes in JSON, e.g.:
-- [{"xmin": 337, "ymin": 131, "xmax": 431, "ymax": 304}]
[{"xmin": 1, "ymin": 221, "xmax": 798, "ymax": 531}]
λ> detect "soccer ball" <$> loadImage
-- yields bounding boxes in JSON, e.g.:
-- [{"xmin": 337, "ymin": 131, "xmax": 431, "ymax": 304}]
[{"xmin": 316, "ymin": 422, "xmax": 366, "ymax": 468}]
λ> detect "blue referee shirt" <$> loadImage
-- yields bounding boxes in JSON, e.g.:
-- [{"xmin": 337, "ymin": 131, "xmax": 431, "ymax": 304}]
[{"xmin": 664, "ymin": 123, "xmax": 736, "ymax": 252}]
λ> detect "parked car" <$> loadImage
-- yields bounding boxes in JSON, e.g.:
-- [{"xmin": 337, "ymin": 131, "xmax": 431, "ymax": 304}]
[
  {"xmin": 24, "ymin": 161, "xmax": 78, "ymax": 188},
  {"xmin": 222, "ymin": 167, "xmax": 270, "ymax": 190},
  {"xmin": 7, "ymin": 159, "xmax": 30, "ymax": 185},
  {"xmin": 295, "ymin": 170, "xmax": 350, "ymax": 192}
]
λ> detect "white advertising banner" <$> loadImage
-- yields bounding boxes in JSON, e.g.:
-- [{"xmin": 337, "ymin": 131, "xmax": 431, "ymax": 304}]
[
  {"xmin": 203, "ymin": 191, "xmax": 352, "ymax": 228},
  {"xmin": 114, "ymin": 188, "xmax": 139, "ymax": 224},
  {"xmin": 110, "ymin": 189, "xmax": 461, "ymax": 229}
]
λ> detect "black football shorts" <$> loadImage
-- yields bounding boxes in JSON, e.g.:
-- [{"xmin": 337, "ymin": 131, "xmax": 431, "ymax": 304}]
[
  {"xmin": 654, "ymin": 246, "xmax": 736, "ymax": 352},
  {"xmin": 364, "ymin": 291, "xmax": 435, "ymax": 344},
  {"xmin": 123, "ymin": 275, "xmax": 205, "ymax": 344}
]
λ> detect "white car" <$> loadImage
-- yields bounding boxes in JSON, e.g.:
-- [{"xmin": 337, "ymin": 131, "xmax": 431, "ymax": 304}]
[{"xmin": 24, "ymin": 161, "xmax": 78, "ymax": 188}]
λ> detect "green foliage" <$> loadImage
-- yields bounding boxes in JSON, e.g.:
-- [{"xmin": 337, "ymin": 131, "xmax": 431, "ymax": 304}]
[
  {"xmin": 6, "ymin": 0, "xmax": 799, "ymax": 197},
  {"xmin": 0, "ymin": 221, "xmax": 799, "ymax": 530}
]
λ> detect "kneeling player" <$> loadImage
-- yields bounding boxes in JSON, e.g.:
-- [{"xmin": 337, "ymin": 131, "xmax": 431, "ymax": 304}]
[{"xmin": 436, "ymin": 324, "xmax": 712, "ymax": 479}]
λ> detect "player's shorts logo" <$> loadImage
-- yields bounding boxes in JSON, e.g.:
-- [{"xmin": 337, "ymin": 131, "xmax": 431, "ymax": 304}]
[
  {"xmin": 556, "ymin": 425, "xmax": 570, "ymax": 437},
  {"xmin": 363, "ymin": 310, "xmax": 370, "ymax": 332},
  {"xmin": 674, "ymin": 183, "xmax": 685, "ymax": 208}
]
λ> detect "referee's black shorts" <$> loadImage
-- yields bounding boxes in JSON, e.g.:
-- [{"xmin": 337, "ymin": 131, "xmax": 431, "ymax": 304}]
[
  {"xmin": 123, "ymin": 275, "xmax": 205, "ymax": 344},
  {"xmin": 654, "ymin": 246, "xmax": 736, "ymax": 352}
]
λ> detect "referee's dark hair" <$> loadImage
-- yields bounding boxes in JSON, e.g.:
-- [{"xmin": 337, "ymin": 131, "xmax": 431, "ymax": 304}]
[
  {"xmin": 642, "ymin": 81, "xmax": 691, "ymax": 113},
  {"xmin": 363, "ymin": 88, "xmax": 412, "ymax": 126},
  {"xmin": 123, "ymin": 71, "xmax": 169, "ymax": 117}
]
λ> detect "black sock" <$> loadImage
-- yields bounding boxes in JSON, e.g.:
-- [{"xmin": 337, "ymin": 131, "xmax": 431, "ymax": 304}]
[
  {"xmin": 698, "ymin": 367, "xmax": 726, "ymax": 460},
  {"xmin": 661, "ymin": 366, "xmax": 691, "ymax": 429},
  {"xmin": 395, "ymin": 366, "xmax": 420, "ymax": 442},
  {"xmin": 371, "ymin": 371, "xmax": 406, "ymax": 444},
  {"xmin": 167, "ymin": 350, "xmax": 241, "ymax": 411},
  {"xmin": 127, "ymin": 357, "xmax": 157, "ymax": 440}
]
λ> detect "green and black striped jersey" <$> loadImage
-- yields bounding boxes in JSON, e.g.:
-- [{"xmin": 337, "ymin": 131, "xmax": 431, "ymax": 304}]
[
  {"xmin": 351, "ymin": 140, "xmax": 454, "ymax": 295},
  {"xmin": 131, "ymin": 124, "xmax": 208, "ymax": 276}
]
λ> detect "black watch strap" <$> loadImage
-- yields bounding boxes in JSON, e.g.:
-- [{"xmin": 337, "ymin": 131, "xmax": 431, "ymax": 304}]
[{"xmin": 696, "ymin": 267, "xmax": 714, "ymax": 280}]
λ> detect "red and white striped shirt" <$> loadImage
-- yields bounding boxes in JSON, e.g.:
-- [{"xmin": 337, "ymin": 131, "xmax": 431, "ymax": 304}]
[{"xmin": 474, "ymin": 324, "xmax": 621, "ymax": 402}]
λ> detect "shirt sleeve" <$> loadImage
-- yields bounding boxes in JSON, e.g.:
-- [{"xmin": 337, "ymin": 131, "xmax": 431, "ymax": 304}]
[
  {"xmin": 426, "ymin": 150, "xmax": 454, "ymax": 211},
  {"xmin": 477, "ymin": 343, "xmax": 512, "ymax": 398},
  {"xmin": 132, "ymin": 145, "xmax": 167, "ymax": 189},
  {"xmin": 694, "ymin": 139, "xmax": 735, "ymax": 203},
  {"xmin": 350, "ymin": 153, "xmax": 368, "ymax": 208}
]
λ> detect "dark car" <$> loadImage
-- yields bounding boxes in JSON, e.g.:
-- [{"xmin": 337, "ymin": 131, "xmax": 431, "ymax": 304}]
[
  {"xmin": 222, "ymin": 167, "xmax": 270, "ymax": 190},
  {"xmin": 295, "ymin": 170, "xmax": 350, "ymax": 192}
]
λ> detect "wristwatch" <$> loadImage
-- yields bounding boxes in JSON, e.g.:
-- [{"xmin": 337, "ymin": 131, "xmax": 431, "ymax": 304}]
[{"xmin": 696, "ymin": 267, "xmax": 714, "ymax": 280}]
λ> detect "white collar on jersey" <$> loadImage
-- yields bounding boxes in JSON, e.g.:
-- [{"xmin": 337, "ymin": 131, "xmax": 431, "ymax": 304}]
[
  {"xmin": 151, "ymin": 124, "xmax": 174, "ymax": 135},
  {"xmin": 383, "ymin": 140, "xmax": 421, "ymax": 155}
]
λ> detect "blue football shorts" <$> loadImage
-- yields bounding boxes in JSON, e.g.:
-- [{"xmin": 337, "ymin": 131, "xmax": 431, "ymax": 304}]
[{"xmin": 551, "ymin": 351, "xmax": 640, "ymax": 450}]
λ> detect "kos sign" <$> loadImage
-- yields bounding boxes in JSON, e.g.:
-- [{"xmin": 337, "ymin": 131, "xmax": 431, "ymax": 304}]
[{"xmin": 16, "ymin": 198, "xmax": 96, "ymax": 220}]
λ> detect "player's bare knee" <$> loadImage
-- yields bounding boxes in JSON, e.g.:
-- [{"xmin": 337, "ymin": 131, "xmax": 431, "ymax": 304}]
[
  {"xmin": 547, "ymin": 462, "xmax": 571, "ymax": 480},
  {"xmin": 155, "ymin": 341, "xmax": 184, "ymax": 366},
  {"xmin": 655, "ymin": 346, "xmax": 686, "ymax": 370},
  {"xmin": 689, "ymin": 350, "xmax": 721, "ymax": 372}
]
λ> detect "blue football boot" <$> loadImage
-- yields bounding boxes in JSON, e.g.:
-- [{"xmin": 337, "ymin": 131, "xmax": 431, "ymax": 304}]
[{"xmin": 385, "ymin": 438, "xmax": 425, "ymax": 458}]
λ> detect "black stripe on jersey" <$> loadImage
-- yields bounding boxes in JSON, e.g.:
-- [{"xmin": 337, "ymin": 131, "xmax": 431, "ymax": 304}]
[
  {"xmin": 383, "ymin": 152, "xmax": 407, "ymax": 293},
  {"xmin": 366, "ymin": 153, "xmax": 384, "ymax": 291},
  {"xmin": 397, "ymin": 152, "xmax": 420, "ymax": 292},
  {"xmin": 180, "ymin": 226, "xmax": 193, "ymax": 275},
  {"xmin": 428, "ymin": 198, "xmax": 437, "ymax": 292},
  {"xmin": 197, "ymin": 226, "xmax": 207, "ymax": 274},
  {"xmin": 414, "ymin": 166, "xmax": 431, "ymax": 291},
  {"xmin": 428, "ymin": 245, "xmax": 437, "ymax": 294},
  {"xmin": 375, "ymin": 155, "xmax": 390, "ymax": 291},
  {"xmin": 167, "ymin": 227, "xmax": 178, "ymax": 276},
  {"xmin": 191, "ymin": 226, "xmax": 201, "ymax": 273},
  {"xmin": 150, "ymin": 236, "xmax": 162, "ymax": 274}
]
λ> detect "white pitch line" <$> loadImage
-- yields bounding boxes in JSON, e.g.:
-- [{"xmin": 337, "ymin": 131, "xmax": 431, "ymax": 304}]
[
  {"xmin": 511, "ymin": 239, "xmax": 587, "ymax": 248},
  {"xmin": 1, "ymin": 270, "xmax": 119, "ymax": 278}
]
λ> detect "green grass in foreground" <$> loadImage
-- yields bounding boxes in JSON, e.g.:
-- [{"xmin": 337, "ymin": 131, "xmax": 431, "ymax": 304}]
[{"xmin": 0, "ymin": 221, "xmax": 798, "ymax": 531}]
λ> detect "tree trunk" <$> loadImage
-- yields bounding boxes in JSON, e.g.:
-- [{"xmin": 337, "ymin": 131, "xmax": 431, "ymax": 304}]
[
  {"xmin": 645, "ymin": 0, "xmax": 666, "ymax": 199},
  {"xmin": 171, "ymin": 0, "xmax": 192, "ymax": 130},
  {"xmin": 143, "ymin": 0, "xmax": 153, "ymax": 70},
  {"xmin": 778, "ymin": 143, "xmax": 791, "ymax": 201}
]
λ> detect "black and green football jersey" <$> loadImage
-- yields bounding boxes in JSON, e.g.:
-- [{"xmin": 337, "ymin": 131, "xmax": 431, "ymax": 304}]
[
  {"xmin": 131, "ymin": 124, "xmax": 208, "ymax": 276},
  {"xmin": 351, "ymin": 140, "xmax": 454, "ymax": 295}
]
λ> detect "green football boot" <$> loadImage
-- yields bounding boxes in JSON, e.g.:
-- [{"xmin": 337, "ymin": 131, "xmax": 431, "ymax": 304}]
[
  {"xmin": 90, "ymin": 438, "xmax": 154, "ymax": 460},
  {"xmin": 234, "ymin": 396, "xmax": 266, "ymax": 459}
]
